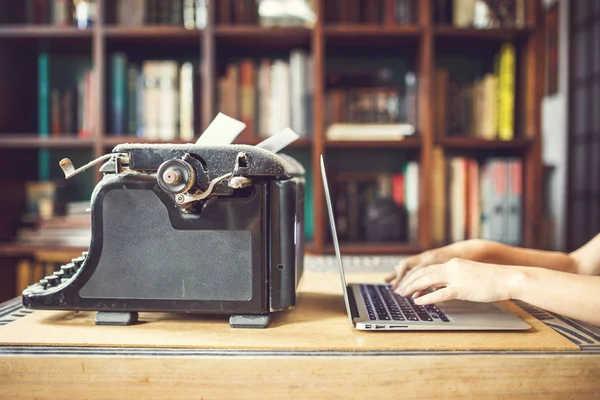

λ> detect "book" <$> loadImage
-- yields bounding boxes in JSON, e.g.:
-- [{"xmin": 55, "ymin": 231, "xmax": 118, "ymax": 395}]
[{"xmin": 326, "ymin": 123, "xmax": 415, "ymax": 141}]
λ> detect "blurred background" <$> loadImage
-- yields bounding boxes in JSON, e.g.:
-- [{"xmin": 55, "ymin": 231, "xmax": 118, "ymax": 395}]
[{"xmin": 0, "ymin": 0, "xmax": 591, "ymax": 301}]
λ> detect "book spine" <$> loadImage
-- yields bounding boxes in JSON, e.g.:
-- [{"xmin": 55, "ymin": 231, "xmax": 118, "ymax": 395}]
[
  {"xmin": 405, "ymin": 161, "xmax": 419, "ymax": 243},
  {"xmin": 195, "ymin": 0, "xmax": 207, "ymax": 28},
  {"xmin": 259, "ymin": 59, "xmax": 271, "ymax": 137},
  {"xmin": 239, "ymin": 60, "xmax": 256, "ymax": 138},
  {"xmin": 179, "ymin": 62, "xmax": 194, "ymax": 141},
  {"xmin": 290, "ymin": 49, "xmax": 307, "ymax": 137},
  {"xmin": 479, "ymin": 162, "xmax": 490, "ymax": 240},
  {"xmin": 86, "ymin": 70, "xmax": 94, "ymax": 137},
  {"xmin": 507, "ymin": 159, "xmax": 523, "ymax": 245},
  {"xmin": 304, "ymin": 162, "xmax": 314, "ymax": 241},
  {"xmin": 305, "ymin": 54, "xmax": 314, "ymax": 137},
  {"xmin": 38, "ymin": 51, "xmax": 50, "ymax": 181},
  {"xmin": 171, "ymin": 0, "xmax": 183, "ymax": 26},
  {"xmin": 54, "ymin": 0, "xmax": 69, "ymax": 25},
  {"xmin": 158, "ymin": 0, "xmax": 171, "ymax": 24},
  {"xmin": 450, "ymin": 157, "xmax": 466, "ymax": 242},
  {"xmin": 431, "ymin": 147, "xmax": 446, "ymax": 244},
  {"xmin": 502, "ymin": 160, "xmax": 511, "ymax": 243},
  {"xmin": 490, "ymin": 159, "xmax": 507, "ymax": 242},
  {"xmin": 110, "ymin": 52, "xmax": 127, "ymax": 136},
  {"xmin": 51, "ymin": 88, "xmax": 61, "ymax": 136},
  {"xmin": 136, "ymin": 68, "xmax": 145, "ymax": 137},
  {"xmin": 127, "ymin": 64, "xmax": 138, "ymax": 135},
  {"xmin": 498, "ymin": 43, "xmax": 515, "ymax": 140},
  {"xmin": 453, "ymin": 0, "xmax": 475, "ymax": 27},
  {"xmin": 158, "ymin": 62, "xmax": 179, "ymax": 141},
  {"xmin": 467, "ymin": 159, "xmax": 480, "ymax": 239},
  {"xmin": 142, "ymin": 62, "xmax": 165, "ymax": 140},
  {"xmin": 38, "ymin": 52, "xmax": 49, "ymax": 138},
  {"xmin": 269, "ymin": 60, "xmax": 283, "ymax": 135},
  {"xmin": 77, "ymin": 74, "xmax": 84, "ymax": 136}
]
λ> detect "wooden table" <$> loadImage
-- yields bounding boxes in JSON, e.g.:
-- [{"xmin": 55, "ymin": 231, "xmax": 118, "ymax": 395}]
[{"xmin": 1, "ymin": 257, "xmax": 600, "ymax": 399}]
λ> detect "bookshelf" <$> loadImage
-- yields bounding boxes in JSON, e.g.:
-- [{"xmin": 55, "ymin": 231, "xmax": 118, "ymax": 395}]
[{"xmin": 0, "ymin": 0, "xmax": 544, "ymax": 263}]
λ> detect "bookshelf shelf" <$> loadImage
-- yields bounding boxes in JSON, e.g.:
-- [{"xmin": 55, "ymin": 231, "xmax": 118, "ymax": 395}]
[
  {"xmin": 439, "ymin": 137, "xmax": 533, "ymax": 150},
  {"xmin": 325, "ymin": 138, "xmax": 420, "ymax": 149},
  {"xmin": 323, "ymin": 25, "xmax": 421, "ymax": 36},
  {"xmin": 215, "ymin": 26, "xmax": 311, "ymax": 37},
  {"xmin": 215, "ymin": 26, "xmax": 312, "ymax": 50},
  {"xmin": 103, "ymin": 26, "xmax": 202, "ymax": 41},
  {"xmin": 325, "ymin": 243, "xmax": 421, "ymax": 255},
  {"xmin": 433, "ymin": 26, "xmax": 535, "ymax": 40},
  {"xmin": 0, "ymin": 26, "xmax": 93, "ymax": 38},
  {"xmin": 0, "ymin": 135, "xmax": 94, "ymax": 148}
]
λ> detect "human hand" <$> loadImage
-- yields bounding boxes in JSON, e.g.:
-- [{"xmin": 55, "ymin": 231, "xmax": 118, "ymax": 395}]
[
  {"xmin": 395, "ymin": 258, "xmax": 523, "ymax": 305},
  {"xmin": 385, "ymin": 240, "xmax": 484, "ymax": 291}
]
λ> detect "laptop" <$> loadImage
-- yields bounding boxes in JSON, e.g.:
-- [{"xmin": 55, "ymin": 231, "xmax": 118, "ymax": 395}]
[{"xmin": 320, "ymin": 154, "xmax": 531, "ymax": 331}]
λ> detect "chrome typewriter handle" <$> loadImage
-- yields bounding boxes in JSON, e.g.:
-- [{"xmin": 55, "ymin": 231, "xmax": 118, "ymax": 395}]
[{"xmin": 59, "ymin": 153, "xmax": 129, "ymax": 179}]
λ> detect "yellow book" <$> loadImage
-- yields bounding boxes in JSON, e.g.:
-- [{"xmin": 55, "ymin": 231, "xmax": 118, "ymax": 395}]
[
  {"xmin": 15, "ymin": 259, "xmax": 32, "ymax": 294},
  {"xmin": 498, "ymin": 43, "xmax": 515, "ymax": 141},
  {"xmin": 431, "ymin": 147, "xmax": 446, "ymax": 244},
  {"xmin": 482, "ymin": 74, "xmax": 498, "ymax": 139}
]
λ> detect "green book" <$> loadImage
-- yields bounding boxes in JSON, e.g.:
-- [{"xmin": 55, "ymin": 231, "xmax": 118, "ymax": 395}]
[
  {"xmin": 304, "ymin": 164, "xmax": 314, "ymax": 242},
  {"xmin": 111, "ymin": 52, "xmax": 128, "ymax": 135},
  {"xmin": 38, "ymin": 51, "xmax": 50, "ymax": 180}
]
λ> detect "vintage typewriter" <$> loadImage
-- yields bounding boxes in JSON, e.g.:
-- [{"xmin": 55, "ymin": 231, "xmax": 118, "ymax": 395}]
[{"xmin": 21, "ymin": 114, "xmax": 306, "ymax": 328}]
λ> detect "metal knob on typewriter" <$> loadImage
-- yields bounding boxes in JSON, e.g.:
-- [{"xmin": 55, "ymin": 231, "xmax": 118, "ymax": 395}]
[
  {"xmin": 45, "ymin": 275, "xmax": 60, "ymax": 287},
  {"xmin": 72, "ymin": 256, "xmax": 85, "ymax": 267},
  {"xmin": 61, "ymin": 263, "xmax": 76, "ymax": 278},
  {"xmin": 157, "ymin": 159, "xmax": 196, "ymax": 195}
]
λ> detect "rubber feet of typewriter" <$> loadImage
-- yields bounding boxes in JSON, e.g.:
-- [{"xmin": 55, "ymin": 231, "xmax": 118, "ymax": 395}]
[
  {"xmin": 94, "ymin": 311, "xmax": 139, "ymax": 326},
  {"xmin": 229, "ymin": 314, "xmax": 271, "ymax": 329}
]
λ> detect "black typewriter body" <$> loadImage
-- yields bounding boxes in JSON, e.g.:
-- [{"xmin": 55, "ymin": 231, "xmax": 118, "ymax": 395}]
[{"xmin": 21, "ymin": 143, "xmax": 305, "ymax": 328}]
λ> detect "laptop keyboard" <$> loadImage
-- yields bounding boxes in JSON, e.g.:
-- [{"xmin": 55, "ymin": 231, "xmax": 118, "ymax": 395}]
[{"xmin": 359, "ymin": 284, "xmax": 449, "ymax": 323}]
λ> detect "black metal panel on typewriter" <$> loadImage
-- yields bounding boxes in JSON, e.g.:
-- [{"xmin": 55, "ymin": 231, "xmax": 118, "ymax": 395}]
[
  {"xmin": 23, "ymin": 173, "xmax": 268, "ymax": 314},
  {"xmin": 268, "ymin": 177, "xmax": 305, "ymax": 311}
]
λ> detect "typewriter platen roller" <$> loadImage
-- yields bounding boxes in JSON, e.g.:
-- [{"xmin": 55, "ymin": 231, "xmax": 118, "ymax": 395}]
[{"xmin": 21, "ymin": 115, "xmax": 306, "ymax": 329}]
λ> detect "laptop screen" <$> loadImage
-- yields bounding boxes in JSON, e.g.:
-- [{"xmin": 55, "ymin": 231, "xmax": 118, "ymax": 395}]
[{"xmin": 320, "ymin": 155, "xmax": 353, "ymax": 323}]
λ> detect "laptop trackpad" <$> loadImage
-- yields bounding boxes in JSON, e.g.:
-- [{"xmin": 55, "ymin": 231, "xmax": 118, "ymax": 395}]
[{"xmin": 438, "ymin": 300, "xmax": 509, "ymax": 316}]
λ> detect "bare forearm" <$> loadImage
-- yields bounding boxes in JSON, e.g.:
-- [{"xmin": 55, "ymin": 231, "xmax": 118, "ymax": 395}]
[
  {"xmin": 509, "ymin": 266, "xmax": 600, "ymax": 326},
  {"xmin": 462, "ymin": 239, "xmax": 577, "ymax": 273}
]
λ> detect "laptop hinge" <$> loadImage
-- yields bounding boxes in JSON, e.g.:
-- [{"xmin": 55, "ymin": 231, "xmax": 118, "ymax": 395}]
[{"xmin": 346, "ymin": 286, "xmax": 360, "ymax": 319}]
